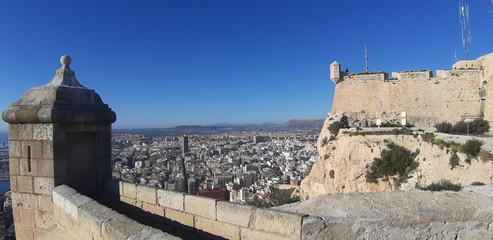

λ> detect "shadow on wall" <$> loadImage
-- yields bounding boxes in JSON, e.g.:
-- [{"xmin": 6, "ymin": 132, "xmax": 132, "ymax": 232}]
[{"xmin": 102, "ymin": 178, "xmax": 306, "ymax": 240}]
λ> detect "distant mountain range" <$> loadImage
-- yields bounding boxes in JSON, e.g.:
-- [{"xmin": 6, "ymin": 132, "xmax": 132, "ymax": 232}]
[
  {"xmin": 113, "ymin": 119, "xmax": 324, "ymax": 136},
  {"xmin": 279, "ymin": 119, "xmax": 325, "ymax": 130}
]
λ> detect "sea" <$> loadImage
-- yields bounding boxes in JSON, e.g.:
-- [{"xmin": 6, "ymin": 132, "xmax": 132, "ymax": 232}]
[{"xmin": 0, "ymin": 134, "xmax": 10, "ymax": 193}]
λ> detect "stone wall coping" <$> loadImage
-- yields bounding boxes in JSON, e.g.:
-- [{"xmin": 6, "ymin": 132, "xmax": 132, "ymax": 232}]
[
  {"xmin": 53, "ymin": 185, "xmax": 181, "ymax": 240},
  {"xmin": 107, "ymin": 180, "xmax": 312, "ymax": 239},
  {"xmin": 53, "ymin": 185, "xmax": 78, "ymax": 208}
]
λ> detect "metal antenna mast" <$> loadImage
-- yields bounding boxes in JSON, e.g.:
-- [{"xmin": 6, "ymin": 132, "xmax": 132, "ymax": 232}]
[
  {"xmin": 364, "ymin": 44, "xmax": 369, "ymax": 73},
  {"xmin": 459, "ymin": 0, "xmax": 471, "ymax": 60}
]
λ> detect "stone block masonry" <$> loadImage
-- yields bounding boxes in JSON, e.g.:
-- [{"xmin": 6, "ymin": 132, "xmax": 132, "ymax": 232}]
[
  {"xmin": 105, "ymin": 178, "xmax": 309, "ymax": 240},
  {"xmin": 51, "ymin": 185, "xmax": 180, "ymax": 240},
  {"xmin": 8, "ymin": 123, "xmax": 58, "ymax": 238}
]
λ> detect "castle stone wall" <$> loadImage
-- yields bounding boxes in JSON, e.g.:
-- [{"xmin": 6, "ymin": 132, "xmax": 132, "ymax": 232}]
[
  {"xmin": 391, "ymin": 71, "xmax": 432, "ymax": 80},
  {"xmin": 332, "ymin": 71, "xmax": 485, "ymax": 126},
  {"xmin": 331, "ymin": 53, "xmax": 493, "ymax": 127},
  {"xmin": 342, "ymin": 73, "xmax": 387, "ymax": 82}
]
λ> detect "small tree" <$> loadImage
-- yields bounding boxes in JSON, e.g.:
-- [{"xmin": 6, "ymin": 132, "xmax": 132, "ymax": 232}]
[
  {"xmin": 436, "ymin": 122, "xmax": 452, "ymax": 133},
  {"xmin": 328, "ymin": 116, "xmax": 350, "ymax": 136},
  {"xmin": 451, "ymin": 119, "xmax": 490, "ymax": 135},
  {"xmin": 449, "ymin": 153, "xmax": 460, "ymax": 169},
  {"xmin": 461, "ymin": 139, "xmax": 483, "ymax": 159},
  {"xmin": 366, "ymin": 143, "xmax": 419, "ymax": 184}
]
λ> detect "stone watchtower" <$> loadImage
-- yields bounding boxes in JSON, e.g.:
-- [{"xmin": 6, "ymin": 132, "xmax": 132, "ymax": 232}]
[
  {"xmin": 2, "ymin": 56, "xmax": 115, "ymax": 238},
  {"xmin": 330, "ymin": 61, "xmax": 341, "ymax": 84}
]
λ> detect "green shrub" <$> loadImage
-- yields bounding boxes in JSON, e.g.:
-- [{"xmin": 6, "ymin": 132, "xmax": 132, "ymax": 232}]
[
  {"xmin": 421, "ymin": 133, "xmax": 435, "ymax": 143},
  {"xmin": 328, "ymin": 117, "xmax": 350, "ymax": 136},
  {"xmin": 470, "ymin": 119, "xmax": 490, "ymax": 134},
  {"xmin": 449, "ymin": 145, "xmax": 460, "ymax": 153},
  {"xmin": 451, "ymin": 119, "xmax": 490, "ymax": 135},
  {"xmin": 366, "ymin": 143, "xmax": 419, "ymax": 184},
  {"xmin": 418, "ymin": 180, "xmax": 462, "ymax": 192},
  {"xmin": 461, "ymin": 139, "xmax": 483, "ymax": 158},
  {"xmin": 433, "ymin": 138, "xmax": 445, "ymax": 145},
  {"xmin": 471, "ymin": 181, "xmax": 485, "ymax": 186},
  {"xmin": 269, "ymin": 186, "xmax": 300, "ymax": 206},
  {"xmin": 329, "ymin": 135, "xmax": 336, "ymax": 141},
  {"xmin": 451, "ymin": 121, "xmax": 467, "ymax": 134},
  {"xmin": 436, "ymin": 122, "xmax": 452, "ymax": 133},
  {"xmin": 247, "ymin": 186, "xmax": 300, "ymax": 207},
  {"xmin": 449, "ymin": 153, "xmax": 460, "ymax": 170}
]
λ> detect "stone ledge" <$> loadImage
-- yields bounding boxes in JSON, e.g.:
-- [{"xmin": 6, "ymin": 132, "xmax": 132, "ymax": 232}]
[
  {"xmin": 122, "ymin": 182, "xmax": 137, "ymax": 199},
  {"xmin": 102, "ymin": 212, "xmax": 145, "ymax": 240},
  {"xmin": 216, "ymin": 201, "xmax": 253, "ymax": 227},
  {"xmin": 184, "ymin": 195, "xmax": 217, "ymax": 220},
  {"xmin": 78, "ymin": 200, "xmax": 117, "ymax": 237},
  {"xmin": 53, "ymin": 185, "xmax": 181, "ymax": 240},
  {"xmin": 63, "ymin": 193, "xmax": 93, "ymax": 220},
  {"xmin": 250, "ymin": 208, "xmax": 305, "ymax": 235},
  {"xmin": 157, "ymin": 189, "xmax": 184, "ymax": 211},
  {"xmin": 53, "ymin": 185, "xmax": 77, "ymax": 208},
  {"xmin": 136, "ymin": 185, "xmax": 157, "ymax": 204}
]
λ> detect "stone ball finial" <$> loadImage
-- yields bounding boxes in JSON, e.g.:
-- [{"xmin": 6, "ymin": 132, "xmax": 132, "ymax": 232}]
[{"xmin": 60, "ymin": 55, "xmax": 72, "ymax": 66}]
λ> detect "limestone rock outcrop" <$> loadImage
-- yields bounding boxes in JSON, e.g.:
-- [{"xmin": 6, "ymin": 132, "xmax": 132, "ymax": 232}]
[{"xmin": 299, "ymin": 118, "xmax": 493, "ymax": 199}]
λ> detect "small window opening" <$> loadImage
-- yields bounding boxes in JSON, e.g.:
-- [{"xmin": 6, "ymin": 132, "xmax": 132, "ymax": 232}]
[{"xmin": 27, "ymin": 146, "xmax": 32, "ymax": 172}]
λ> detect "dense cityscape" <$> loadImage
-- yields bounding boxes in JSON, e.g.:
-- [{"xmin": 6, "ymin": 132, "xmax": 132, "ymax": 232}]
[{"xmin": 111, "ymin": 129, "xmax": 319, "ymax": 204}]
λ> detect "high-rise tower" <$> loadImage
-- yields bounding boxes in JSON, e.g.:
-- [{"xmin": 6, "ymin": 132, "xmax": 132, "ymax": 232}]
[{"xmin": 180, "ymin": 135, "xmax": 189, "ymax": 157}]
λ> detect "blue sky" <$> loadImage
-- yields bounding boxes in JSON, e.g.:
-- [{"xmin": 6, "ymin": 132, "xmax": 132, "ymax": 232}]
[{"xmin": 1, "ymin": 0, "xmax": 493, "ymax": 130}]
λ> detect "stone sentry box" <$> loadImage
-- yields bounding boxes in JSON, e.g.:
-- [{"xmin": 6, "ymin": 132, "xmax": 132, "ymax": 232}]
[{"xmin": 2, "ymin": 55, "xmax": 116, "ymax": 238}]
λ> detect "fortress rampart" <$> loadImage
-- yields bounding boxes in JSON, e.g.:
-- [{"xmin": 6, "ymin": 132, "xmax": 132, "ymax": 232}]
[
  {"xmin": 329, "ymin": 53, "xmax": 493, "ymax": 127},
  {"xmin": 102, "ymin": 179, "xmax": 308, "ymax": 240}
]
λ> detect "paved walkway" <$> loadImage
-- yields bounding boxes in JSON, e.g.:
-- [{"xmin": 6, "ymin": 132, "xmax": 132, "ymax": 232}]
[{"xmin": 434, "ymin": 133, "xmax": 493, "ymax": 152}]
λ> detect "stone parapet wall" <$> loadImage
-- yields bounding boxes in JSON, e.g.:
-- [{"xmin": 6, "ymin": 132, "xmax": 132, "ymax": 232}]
[
  {"xmin": 435, "ymin": 69, "xmax": 482, "ymax": 79},
  {"xmin": 104, "ymin": 179, "xmax": 310, "ymax": 240},
  {"xmin": 52, "ymin": 185, "xmax": 180, "ymax": 240},
  {"xmin": 391, "ymin": 71, "xmax": 432, "ymax": 80},
  {"xmin": 342, "ymin": 73, "xmax": 387, "ymax": 82}
]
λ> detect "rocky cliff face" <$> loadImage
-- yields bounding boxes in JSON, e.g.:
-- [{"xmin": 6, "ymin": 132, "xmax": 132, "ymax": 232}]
[{"xmin": 299, "ymin": 118, "xmax": 493, "ymax": 199}]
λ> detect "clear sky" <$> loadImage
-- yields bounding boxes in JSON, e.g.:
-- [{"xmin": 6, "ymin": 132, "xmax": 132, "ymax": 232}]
[{"xmin": 1, "ymin": 0, "xmax": 493, "ymax": 130}]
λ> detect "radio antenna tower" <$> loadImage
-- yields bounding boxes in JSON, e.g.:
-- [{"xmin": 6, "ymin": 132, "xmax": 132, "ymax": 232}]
[
  {"xmin": 459, "ymin": 0, "xmax": 471, "ymax": 60},
  {"xmin": 364, "ymin": 44, "xmax": 369, "ymax": 72}
]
